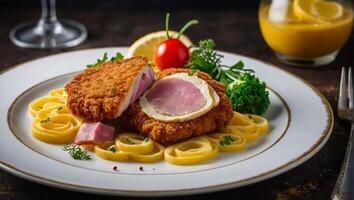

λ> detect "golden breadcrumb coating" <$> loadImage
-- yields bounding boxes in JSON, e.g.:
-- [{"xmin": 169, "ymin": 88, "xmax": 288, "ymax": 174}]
[
  {"xmin": 65, "ymin": 56, "xmax": 149, "ymax": 121},
  {"xmin": 122, "ymin": 68, "xmax": 233, "ymax": 144}
]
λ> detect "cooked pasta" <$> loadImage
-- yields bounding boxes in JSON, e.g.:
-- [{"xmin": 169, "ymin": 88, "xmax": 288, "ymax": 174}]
[
  {"xmin": 94, "ymin": 133, "xmax": 164, "ymax": 163},
  {"xmin": 205, "ymin": 112, "xmax": 269, "ymax": 155},
  {"xmin": 29, "ymin": 90, "xmax": 270, "ymax": 165},
  {"xmin": 29, "ymin": 88, "xmax": 82, "ymax": 144},
  {"xmin": 164, "ymin": 136, "xmax": 218, "ymax": 165},
  {"xmin": 208, "ymin": 133, "xmax": 246, "ymax": 152}
]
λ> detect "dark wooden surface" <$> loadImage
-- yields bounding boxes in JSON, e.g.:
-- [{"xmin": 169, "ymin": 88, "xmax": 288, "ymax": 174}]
[{"xmin": 0, "ymin": 6, "xmax": 353, "ymax": 200}]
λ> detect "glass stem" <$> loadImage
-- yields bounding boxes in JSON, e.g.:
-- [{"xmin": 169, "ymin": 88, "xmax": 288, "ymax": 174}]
[{"xmin": 41, "ymin": 0, "xmax": 58, "ymax": 23}]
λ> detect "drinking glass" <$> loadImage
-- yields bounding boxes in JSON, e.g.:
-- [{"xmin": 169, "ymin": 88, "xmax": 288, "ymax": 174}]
[
  {"xmin": 259, "ymin": 0, "xmax": 353, "ymax": 67},
  {"xmin": 9, "ymin": 0, "xmax": 87, "ymax": 50}
]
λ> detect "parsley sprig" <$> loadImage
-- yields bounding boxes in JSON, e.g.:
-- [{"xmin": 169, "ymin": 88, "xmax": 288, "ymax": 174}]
[
  {"xmin": 220, "ymin": 135, "xmax": 234, "ymax": 146},
  {"xmin": 87, "ymin": 52, "xmax": 124, "ymax": 68},
  {"xmin": 187, "ymin": 39, "xmax": 270, "ymax": 115},
  {"xmin": 62, "ymin": 144, "xmax": 91, "ymax": 160},
  {"xmin": 187, "ymin": 39, "xmax": 254, "ymax": 87}
]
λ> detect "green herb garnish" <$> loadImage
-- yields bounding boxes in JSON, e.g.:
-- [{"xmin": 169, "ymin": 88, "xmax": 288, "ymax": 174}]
[
  {"xmin": 57, "ymin": 107, "xmax": 63, "ymax": 110},
  {"xmin": 87, "ymin": 52, "xmax": 124, "ymax": 68},
  {"xmin": 187, "ymin": 39, "xmax": 270, "ymax": 115},
  {"xmin": 107, "ymin": 146, "xmax": 117, "ymax": 153},
  {"xmin": 62, "ymin": 144, "xmax": 91, "ymax": 160},
  {"xmin": 220, "ymin": 135, "xmax": 234, "ymax": 146},
  {"xmin": 110, "ymin": 52, "xmax": 124, "ymax": 62},
  {"xmin": 125, "ymin": 137, "xmax": 135, "ymax": 144},
  {"xmin": 40, "ymin": 117, "xmax": 50, "ymax": 124}
]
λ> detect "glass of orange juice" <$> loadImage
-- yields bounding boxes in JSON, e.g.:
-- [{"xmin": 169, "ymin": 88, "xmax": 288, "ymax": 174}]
[{"xmin": 259, "ymin": 0, "xmax": 353, "ymax": 67}]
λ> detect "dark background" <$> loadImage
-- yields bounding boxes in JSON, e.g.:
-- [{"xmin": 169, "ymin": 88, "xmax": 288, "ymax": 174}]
[
  {"xmin": 0, "ymin": 0, "xmax": 258, "ymax": 8},
  {"xmin": 0, "ymin": 0, "xmax": 353, "ymax": 200}
]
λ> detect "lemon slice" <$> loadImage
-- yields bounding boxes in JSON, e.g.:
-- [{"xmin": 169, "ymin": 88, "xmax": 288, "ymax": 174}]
[
  {"xmin": 126, "ymin": 31, "xmax": 193, "ymax": 63},
  {"xmin": 312, "ymin": 1, "xmax": 343, "ymax": 21},
  {"xmin": 294, "ymin": 0, "xmax": 343, "ymax": 23}
]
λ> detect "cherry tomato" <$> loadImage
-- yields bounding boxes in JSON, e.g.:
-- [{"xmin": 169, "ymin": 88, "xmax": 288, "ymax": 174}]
[{"xmin": 154, "ymin": 38, "xmax": 189, "ymax": 70}]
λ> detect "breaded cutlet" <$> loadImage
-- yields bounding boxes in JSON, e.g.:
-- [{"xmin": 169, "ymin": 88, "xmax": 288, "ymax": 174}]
[{"xmin": 65, "ymin": 56, "xmax": 154, "ymax": 121}]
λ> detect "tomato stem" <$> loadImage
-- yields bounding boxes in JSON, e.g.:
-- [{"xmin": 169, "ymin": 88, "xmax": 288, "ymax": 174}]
[
  {"xmin": 177, "ymin": 19, "xmax": 199, "ymax": 39},
  {"xmin": 165, "ymin": 13, "xmax": 170, "ymax": 38}
]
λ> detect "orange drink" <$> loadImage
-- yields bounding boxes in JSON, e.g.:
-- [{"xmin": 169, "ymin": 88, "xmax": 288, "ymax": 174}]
[{"xmin": 259, "ymin": 0, "xmax": 353, "ymax": 66}]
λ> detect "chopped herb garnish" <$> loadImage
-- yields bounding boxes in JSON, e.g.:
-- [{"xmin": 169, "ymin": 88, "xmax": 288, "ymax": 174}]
[
  {"xmin": 111, "ymin": 88, "xmax": 118, "ymax": 94},
  {"xmin": 220, "ymin": 135, "xmax": 234, "ymax": 146},
  {"xmin": 107, "ymin": 146, "xmax": 117, "ymax": 153},
  {"xmin": 87, "ymin": 52, "xmax": 124, "ymax": 68},
  {"xmin": 125, "ymin": 137, "xmax": 135, "ymax": 144},
  {"xmin": 40, "ymin": 117, "xmax": 50, "ymax": 124},
  {"xmin": 62, "ymin": 144, "xmax": 91, "ymax": 160},
  {"xmin": 110, "ymin": 52, "xmax": 124, "ymax": 62},
  {"xmin": 57, "ymin": 107, "xmax": 63, "ymax": 110}
]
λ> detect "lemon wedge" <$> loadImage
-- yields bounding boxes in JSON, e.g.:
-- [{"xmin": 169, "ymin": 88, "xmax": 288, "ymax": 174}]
[
  {"xmin": 294, "ymin": 0, "xmax": 343, "ymax": 23},
  {"xmin": 126, "ymin": 31, "xmax": 193, "ymax": 63}
]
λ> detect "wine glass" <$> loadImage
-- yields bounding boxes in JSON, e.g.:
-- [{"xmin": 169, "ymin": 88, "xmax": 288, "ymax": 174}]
[
  {"xmin": 259, "ymin": 0, "xmax": 353, "ymax": 67},
  {"xmin": 9, "ymin": 0, "xmax": 87, "ymax": 50}
]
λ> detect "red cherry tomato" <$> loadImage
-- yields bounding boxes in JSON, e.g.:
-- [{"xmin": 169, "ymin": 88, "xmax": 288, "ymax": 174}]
[{"xmin": 154, "ymin": 38, "xmax": 189, "ymax": 70}]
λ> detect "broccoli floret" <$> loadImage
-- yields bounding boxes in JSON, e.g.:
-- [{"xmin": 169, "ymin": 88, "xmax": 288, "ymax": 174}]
[{"xmin": 226, "ymin": 73, "xmax": 270, "ymax": 115}]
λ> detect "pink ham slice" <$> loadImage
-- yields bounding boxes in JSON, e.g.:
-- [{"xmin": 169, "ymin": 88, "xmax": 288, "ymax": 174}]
[
  {"xmin": 118, "ymin": 66, "xmax": 155, "ymax": 116},
  {"xmin": 75, "ymin": 122, "xmax": 115, "ymax": 145},
  {"xmin": 146, "ymin": 78, "xmax": 206, "ymax": 116}
]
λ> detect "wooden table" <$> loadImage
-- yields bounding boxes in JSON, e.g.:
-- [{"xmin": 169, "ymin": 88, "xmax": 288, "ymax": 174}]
[{"xmin": 0, "ymin": 6, "xmax": 353, "ymax": 200}]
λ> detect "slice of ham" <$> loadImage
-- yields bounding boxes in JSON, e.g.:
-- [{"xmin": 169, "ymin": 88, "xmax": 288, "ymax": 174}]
[
  {"xmin": 146, "ymin": 78, "xmax": 206, "ymax": 116},
  {"xmin": 74, "ymin": 122, "xmax": 115, "ymax": 145},
  {"xmin": 118, "ymin": 66, "xmax": 155, "ymax": 116}
]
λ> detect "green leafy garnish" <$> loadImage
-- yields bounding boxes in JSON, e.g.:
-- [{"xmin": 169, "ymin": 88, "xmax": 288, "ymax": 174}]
[
  {"xmin": 110, "ymin": 52, "xmax": 124, "ymax": 62},
  {"xmin": 226, "ymin": 73, "xmax": 270, "ymax": 115},
  {"xmin": 87, "ymin": 52, "xmax": 124, "ymax": 68},
  {"xmin": 107, "ymin": 146, "xmax": 117, "ymax": 153},
  {"xmin": 62, "ymin": 144, "xmax": 91, "ymax": 160},
  {"xmin": 220, "ymin": 135, "xmax": 234, "ymax": 146},
  {"xmin": 40, "ymin": 117, "xmax": 50, "ymax": 124},
  {"xmin": 187, "ymin": 39, "xmax": 270, "ymax": 115}
]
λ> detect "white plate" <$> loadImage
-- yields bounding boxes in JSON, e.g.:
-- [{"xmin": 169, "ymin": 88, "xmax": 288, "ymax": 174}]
[{"xmin": 0, "ymin": 47, "xmax": 333, "ymax": 196}]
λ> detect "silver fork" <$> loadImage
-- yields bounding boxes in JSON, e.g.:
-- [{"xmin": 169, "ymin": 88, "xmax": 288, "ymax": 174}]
[{"xmin": 332, "ymin": 67, "xmax": 354, "ymax": 200}]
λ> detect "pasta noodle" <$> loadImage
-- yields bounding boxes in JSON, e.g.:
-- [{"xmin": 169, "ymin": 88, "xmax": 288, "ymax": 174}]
[
  {"xmin": 94, "ymin": 133, "xmax": 164, "ymax": 163},
  {"xmin": 164, "ymin": 136, "xmax": 218, "ymax": 165},
  {"xmin": 206, "ymin": 112, "xmax": 269, "ymax": 154},
  {"xmin": 95, "ymin": 142, "xmax": 131, "ymax": 162},
  {"xmin": 29, "ymin": 88, "xmax": 82, "ymax": 144},
  {"xmin": 208, "ymin": 133, "xmax": 246, "ymax": 152},
  {"xmin": 32, "ymin": 114, "xmax": 82, "ymax": 144}
]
